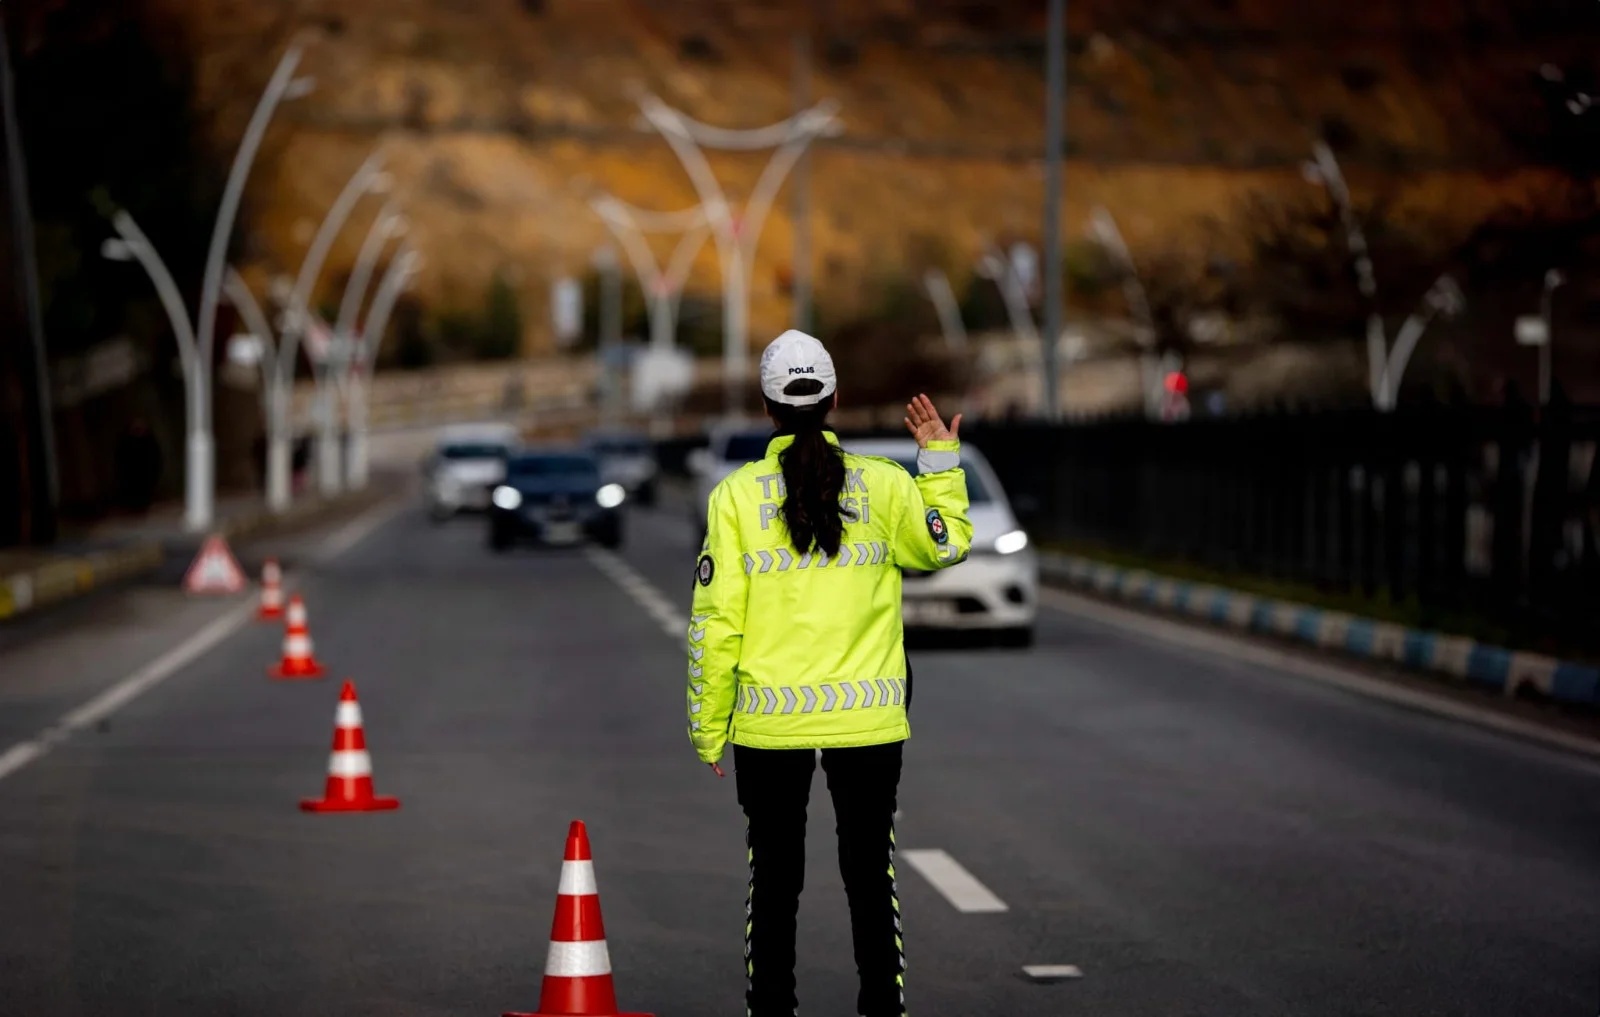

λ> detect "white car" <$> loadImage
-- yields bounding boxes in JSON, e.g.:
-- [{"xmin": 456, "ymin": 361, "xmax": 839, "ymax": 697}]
[
  {"xmin": 687, "ymin": 424, "xmax": 773, "ymax": 534},
  {"xmin": 845, "ymin": 438, "xmax": 1038, "ymax": 646},
  {"xmin": 422, "ymin": 423, "xmax": 520, "ymax": 520}
]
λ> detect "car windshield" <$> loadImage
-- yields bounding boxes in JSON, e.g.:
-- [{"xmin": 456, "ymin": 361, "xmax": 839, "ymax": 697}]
[
  {"xmin": 506, "ymin": 455, "xmax": 599, "ymax": 481},
  {"xmin": 441, "ymin": 442, "xmax": 507, "ymax": 460},
  {"xmin": 721, "ymin": 434, "xmax": 771, "ymax": 463},
  {"xmin": 892, "ymin": 460, "xmax": 992, "ymax": 504}
]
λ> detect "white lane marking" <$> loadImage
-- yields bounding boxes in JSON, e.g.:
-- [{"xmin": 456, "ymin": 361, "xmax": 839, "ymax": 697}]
[
  {"xmin": 1023, "ymin": 965, "xmax": 1083, "ymax": 981},
  {"xmin": 901, "ymin": 849, "xmax": 1009, "ymax": 913},
  {"xmin": 315, "ymin": 497, "xmax": 407, "ymax": 561},
  {"xmin": 0, "ymin": 495, "xmax": 403, "ymax": 785},
  {"xmin": 0, "ymin": 599, "xmax": 257, "ymax": 783},
  {"xmin": 585, "ymin": 548, "xmax": 686, "ymax": 639},
  {"xmin": 1038, "ymin": 586, "xmax": 1600, "ymax": 769}
]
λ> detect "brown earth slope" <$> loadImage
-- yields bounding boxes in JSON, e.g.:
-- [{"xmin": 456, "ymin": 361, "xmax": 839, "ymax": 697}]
[{"xmin": 174, "ymin": 0, "xmax": 1598, "ymax": 352}]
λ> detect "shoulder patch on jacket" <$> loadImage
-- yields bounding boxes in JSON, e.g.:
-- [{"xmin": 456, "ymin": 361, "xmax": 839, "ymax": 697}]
[
  {"xmin": 926, "ymin": 508, "xmax": 949, "ymax": 545},
  {"xmin": 696, "ymin": 554, "xmax": 716, "ymax": 587}
]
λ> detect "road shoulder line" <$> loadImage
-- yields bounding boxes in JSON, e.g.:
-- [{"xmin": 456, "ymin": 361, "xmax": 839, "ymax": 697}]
[
  {"xmin": 1039, "ymin": 585, "xmax": 1600, "ymax": 766},
  {"xmin": 0, "ymin": 495, "xmax": 402, "ymax": 785}
]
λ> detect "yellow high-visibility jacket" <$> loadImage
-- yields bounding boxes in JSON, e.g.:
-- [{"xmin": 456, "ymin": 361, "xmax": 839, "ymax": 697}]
[{"xmin": 687, "ymin": 433, "xmax": 972, "ymax": 762}]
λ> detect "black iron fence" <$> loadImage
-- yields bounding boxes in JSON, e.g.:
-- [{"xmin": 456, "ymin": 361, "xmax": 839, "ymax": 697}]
[
  {"xmin": 964, "ymin": 398, "xmax": 1600, "ymax": 659},
  {"xmin": 653, "ymin": 398, "xmax": 1600, "ymax": 658}
]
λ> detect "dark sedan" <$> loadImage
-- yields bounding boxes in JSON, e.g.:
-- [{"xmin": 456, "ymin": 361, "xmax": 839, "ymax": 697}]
[{"xmin": 487, "ymin": 450, "xmax": 625, "ymax": 551}]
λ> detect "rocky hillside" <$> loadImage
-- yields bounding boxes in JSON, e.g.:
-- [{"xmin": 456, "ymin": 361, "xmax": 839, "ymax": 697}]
[{"xmin": 172, "ymin": 0, "xmax": 1598, "ymax": 355}]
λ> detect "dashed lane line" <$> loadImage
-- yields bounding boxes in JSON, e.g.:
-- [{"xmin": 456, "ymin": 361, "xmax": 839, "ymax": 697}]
[
  {"xmin": 901, "ymin": 849, "xmax": 1010, "ymax": 913},
  {"xmin": 584, "ymin": 548, "xmax": 687, "ymax": 639},
  {"xmin": 0, "ymin": 497, "xmax": 402, "ymax": 785}
]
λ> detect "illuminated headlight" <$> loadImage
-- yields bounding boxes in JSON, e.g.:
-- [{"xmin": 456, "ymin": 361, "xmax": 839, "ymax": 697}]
[
  {"xmin": 994, "ymin": 529, "xmax": 1030, "ymax": 555},
  {"xmin": 491, "ymin": 485, "xmax": 522, "ymax": 511},
  {"xmin": 596, "ymin": 483, "xmax": 626, "ymax": 509}
]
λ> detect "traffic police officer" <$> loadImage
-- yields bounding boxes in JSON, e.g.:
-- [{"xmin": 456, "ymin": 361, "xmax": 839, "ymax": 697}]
[{"xmin": 687, "ymin": 329, "xmax": 972, "ymax": 1017}]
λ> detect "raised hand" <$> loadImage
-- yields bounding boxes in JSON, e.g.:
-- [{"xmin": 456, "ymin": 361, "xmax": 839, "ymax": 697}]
[{"xmin": 904, "ymin": 393, "xmax": 962, "ymax": 449}]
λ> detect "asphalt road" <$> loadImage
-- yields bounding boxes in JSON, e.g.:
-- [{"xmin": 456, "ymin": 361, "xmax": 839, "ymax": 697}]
[{"xmin": 1, "ymin": 495, "xmax": 1596, "ymax": 1016}]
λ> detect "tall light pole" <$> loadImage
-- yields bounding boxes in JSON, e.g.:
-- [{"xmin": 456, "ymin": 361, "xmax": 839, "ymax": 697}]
[
  {"xmin": 221, "ymin": 268, "xmax": 284, "ymax": 483},
  {"xmin": 191, "ymin": 47, "xmax": 312, "ymax": 530},
  {"xmin": 588, "ymin": 193, "xmax": 710, "ymax": 353},
  {"xmin": 634, "ymin": 92, "xmax": 841, "ymax": 418},
  {"xmin": 791, "ymin": 29, "xmax": 814, "ymax": 332},
  {"xmin": 103, "ymin": 45, "xmax": 312, "ymax": 531},
  {"xmin": 1539, "ymin": 269, "xmax": 1564, "ymax": 405},
  {"xmin": 922, "ymin": 268, "xmax": 968, "ymax": 353},
  {"xmin": 593, "ymin": 244, "xmax": 623, "ymax": 428},
  {"xmin": 1040, "ymin": 0, "xmax": 1066, "ymax": 421},
  {"xmin": 315, "ymin": 202, "xmax": 404, "ymax": 496},
  {"xmin": 272, "ymin": 149, "xmax": 389, "ymax": 512},
  {"xmin": 1088, "ymin": 206, "xmax": 1164, "ymax": 418},
  {"xmin": 346, "ymin": 246, "xmax": 420, "ymax": 491},
  {"xmin": 1302, "ymin": 141, "xmax": 1462, "ymax": 410}
]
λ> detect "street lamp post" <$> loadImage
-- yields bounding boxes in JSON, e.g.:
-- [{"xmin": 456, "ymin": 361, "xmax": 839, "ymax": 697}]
[
  {"xmin": 346, "ymin": 247, "xmax": 421, "ymax": 491},
  {"xmin": 1539, "ymin": 269, "xmax": 1564, "ymax": 405},
  {"xmin": 1040, "ymin": 0, "xmax": 1067, "ymax": 420},
  {"xmin": 1301, "ymin": 141, "xmax": 1463, "ymax": 411},
  {"xmin": 315, "ymin": 202, "xmax": 405, "ymax": 496},
  {"xmin": 588, "ymin": 194, "xmax": 710, "ymax": 434},
  {"xmin": 921, "ymin": 268, "xmax": 968, "ymax": 353},
  {"xmin": 103, "ymin": 45, "xmax": 312, "ymax": 531},
  {"xmin": 592, "ymin": 244, "xmax": 623, "ymax": 428},
  {"xmin": 588, "ymin": 194, "xmax": 710, "ymax": 354},
  {"xmin": 1088, "ymin": 206, "xmax": 1167, "ymax": 418},
  {"xmin": 271, "ymin": 149, "xmax": 389, "ymax": 512},
  {"xmin": 634, "ymin": 92, "xmax": 841, "ymax": 419},
  {"xmin": 221, "ymin": 269, "xmax": 285, "ymax": 481}
]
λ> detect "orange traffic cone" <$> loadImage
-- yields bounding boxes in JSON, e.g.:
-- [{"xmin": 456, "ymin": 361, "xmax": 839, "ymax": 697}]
[
  {"xmin": 268, "ymin": 595, "xmax": 326, "ymax": 679},
  {"xmin": 300, "ymin": 681, "xmax": 400, "ymax": 813},
  {"xmin": 256, "ymin": 558, "xmax": 285, "ymax": 620},
  {"xmin": 503, "ymin": 821, "xmax": 652, "ymax": 1017}
]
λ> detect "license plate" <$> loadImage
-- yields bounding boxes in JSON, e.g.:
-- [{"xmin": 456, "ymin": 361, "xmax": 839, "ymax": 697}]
[
  {"xmin": 903, "ymin": 600, "xmax": 955, "ymax": 624},
  {"xmin": 545, "ymin": 521, "xmax": 580, "ymax": 545}
]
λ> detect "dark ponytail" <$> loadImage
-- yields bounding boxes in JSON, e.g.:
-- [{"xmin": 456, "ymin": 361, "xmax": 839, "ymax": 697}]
[{"xmin": 766, "ymin": 379, "xmax": 845, "ymax": 557}]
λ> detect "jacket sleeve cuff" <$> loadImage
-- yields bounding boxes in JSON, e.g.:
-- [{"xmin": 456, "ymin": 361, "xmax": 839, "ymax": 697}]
[{"xmin": 917, "ymin": 440, "xmax": 961, "ymax": 474}]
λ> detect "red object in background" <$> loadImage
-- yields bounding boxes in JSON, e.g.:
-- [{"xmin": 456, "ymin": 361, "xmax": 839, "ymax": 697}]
[
  {"xmin": 503, "ymin": 820, "xmax": 654, "ymax": 1017},
  {"xmin": 182, "ymin": 535, "xmax": 247, "ymax": 594},
  {"xmin": 257, "ymin": 558, "xmax": 284, "ymax": 620},
  {"xmin": 268, "ymin": 594, "xmax": 326, "ymax": 679},
  {"xmin": 1164, "ymin": 371, "xmax": 1189, "ymax": 394},
  {"xmin": 300, "ymin": 681, "xmax": 400, "ymax": 813}
]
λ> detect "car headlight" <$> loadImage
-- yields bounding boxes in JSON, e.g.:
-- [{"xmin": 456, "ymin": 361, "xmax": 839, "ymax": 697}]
[
  {"xmin": 596, "ymin": 483, "xmax": 626, "ymax": 509},
  {"xmin": 492, "ymin": 485, "xmax": 522, "ymax": 510},
  {"xmin": 994, "ymin": 529, "xmax": 1030, "ymax": 555}
]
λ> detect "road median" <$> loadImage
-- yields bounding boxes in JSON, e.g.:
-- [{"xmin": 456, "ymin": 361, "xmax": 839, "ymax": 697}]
[{"xmin": 1039, "ymin": 552, "xmax": 1600, "ymax": 713}]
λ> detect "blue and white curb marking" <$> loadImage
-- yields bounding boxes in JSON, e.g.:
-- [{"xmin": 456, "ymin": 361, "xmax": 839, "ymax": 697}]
[{"xmin": 1040, "ymin": 553, "xmax": 1600, "ymax": 709}]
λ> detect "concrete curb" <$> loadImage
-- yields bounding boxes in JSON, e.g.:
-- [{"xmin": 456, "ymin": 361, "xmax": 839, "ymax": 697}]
[
  {"xmin": 0, "ymin": 487, "xmax": 385, "ymax": 623},
  {"xmin": 0, "ymin": 543, "xmax": 164, "ymax": 621},
  {"xmin": 1038, "ymin": 552, "xmax": 1600, "ymax": 709}
]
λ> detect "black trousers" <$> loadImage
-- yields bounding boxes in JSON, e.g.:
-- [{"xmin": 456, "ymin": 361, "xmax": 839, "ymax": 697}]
[{"xmin": 735, "ymin": 740, "xmax": 906, "ymax": 1017}]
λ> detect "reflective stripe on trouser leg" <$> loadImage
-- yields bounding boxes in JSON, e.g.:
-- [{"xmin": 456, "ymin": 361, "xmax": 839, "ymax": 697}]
[
  {"xmin": 890, "ymin": 823, "xmax": 906, "ymax": 1015},
  {"xmin": 745, "ymin": 818, "xmax": 755, "ymax": 1017}
]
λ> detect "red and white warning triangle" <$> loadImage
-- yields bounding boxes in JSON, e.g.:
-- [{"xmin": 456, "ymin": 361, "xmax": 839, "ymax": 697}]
[{"xmin": 183, "ymin": 535, "xmax": 248, "ymax": 594}]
